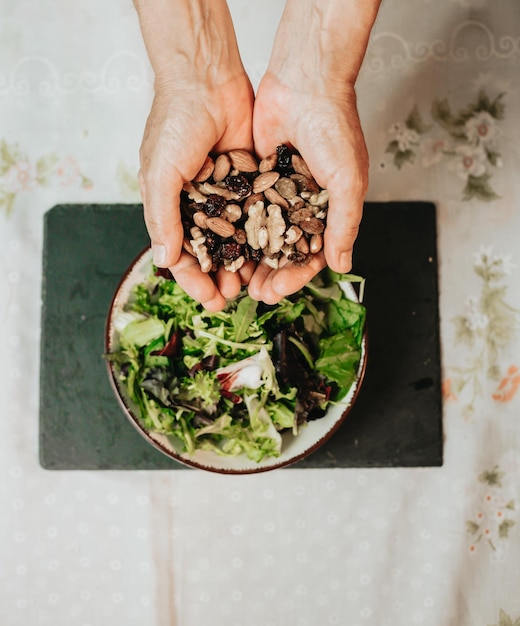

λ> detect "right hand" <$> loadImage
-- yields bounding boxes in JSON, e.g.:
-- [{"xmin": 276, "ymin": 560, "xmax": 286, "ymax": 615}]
[{"xmin": 138, "ymin": 74, "xmax": 255, "ymax": 311}]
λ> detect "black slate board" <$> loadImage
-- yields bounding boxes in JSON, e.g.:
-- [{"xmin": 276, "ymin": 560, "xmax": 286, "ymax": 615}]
[{"xmin": 39, "ymin": 203, "xmax": 442, "ymax": 470}]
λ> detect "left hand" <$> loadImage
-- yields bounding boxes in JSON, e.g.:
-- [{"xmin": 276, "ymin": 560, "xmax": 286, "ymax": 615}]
[{"xmin": 248, "ymin": 71, "xmax": 369, "ymax": 304}]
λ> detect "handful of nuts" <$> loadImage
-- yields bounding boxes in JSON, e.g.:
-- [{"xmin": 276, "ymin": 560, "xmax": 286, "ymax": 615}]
[{"xmin": 180, "ymin": 144, "xmax": 329, "ymax": 273}]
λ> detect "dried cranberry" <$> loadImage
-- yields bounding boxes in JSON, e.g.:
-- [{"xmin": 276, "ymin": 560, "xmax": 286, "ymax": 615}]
[
  {"xmin": 219, "ymin": 241, "xmax": 243, "ymax": 261},
  {"xmin": 203, "ymin": 194, "xmax": 226, "ymax": 217},
  {"xmin": 225, "ymin": 175, "xmax": 252, "ymax": 199},
  {"xmin": 276, "ymin": 144, "xmax": 294, "ymax": 174}
]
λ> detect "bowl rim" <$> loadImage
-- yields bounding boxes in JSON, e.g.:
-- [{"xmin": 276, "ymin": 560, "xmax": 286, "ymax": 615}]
[{"xmin": 104, "ymin": 246, "xmax": 368, "ymax": 474}]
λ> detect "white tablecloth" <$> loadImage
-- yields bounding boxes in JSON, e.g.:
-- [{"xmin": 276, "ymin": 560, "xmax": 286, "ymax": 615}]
[{"xmin": 1, "ymin": 1, "xmax": 520, "ymax": 625}]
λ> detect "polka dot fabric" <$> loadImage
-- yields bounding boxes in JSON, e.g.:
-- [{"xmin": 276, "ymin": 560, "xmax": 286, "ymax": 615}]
[{"xmin": 1, "ymin": 1, "xmax": 520, "ymax": 625}]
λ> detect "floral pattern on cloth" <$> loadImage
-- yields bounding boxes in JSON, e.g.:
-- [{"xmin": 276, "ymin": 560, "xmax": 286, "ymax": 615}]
[
  {"xmin": 0, "ymin": 139, "xmax": 92, "ymax": 216},
  {"xmin": 443, "ymin": 246, "xmax": 519, "ymax": 418},
  {"xmin": 384, "ymin": 89, "xmax": 505, "ymax": 201},
  {"xmin": 466, "ymin": 466, "xmax": 517, "ymax": 556},
  {"xmin": 488, "ymin": 609, "xmax": 520, "ymax": 626},
  {"xmin": 116, "ymin": 161, "xmax": 140, "ymax": 200}
]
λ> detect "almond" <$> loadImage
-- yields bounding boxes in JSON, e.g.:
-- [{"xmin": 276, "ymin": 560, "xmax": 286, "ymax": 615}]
[
  {"xmin": 227, "ymin": 149, "xmax": 258, "ymax": 173},
  {"xmin": 258, "ymin": 153, "xmax": 278, "ymax": 173},
  {"xmin": 309, "ymin": 233, "xmax": 323, "ymax": 253},
  {"xmin": 264, "ymin": 187, "xmax": 290, "ymax": 209},
  {"xmin": 243, "ymin": 192, "xmax": 264, "ymax": 213},
  {"xmin": 213, "ymin": 153, "xmax": 232, "ymax": 182},
  {"xmin": 252, "ymin": 171, "xmax": 280, "ymax": 194},
  {"xmin": 295, "ymin": 237, "xmax": 310, "ymax": 254},
  {"xmin": 291, "ymin": 154, "xmax": 313, "ymax": 179},
  {"xmin": 192, "ymin": 211, "xmax": 208, "ymax": 229},
  {"xmin": 205, "ymin": 216, "xmax": 236, "ymax": 238},
  {"xmin": 193, "ymin": 155, "xmax": 215, "ymax": 182}
]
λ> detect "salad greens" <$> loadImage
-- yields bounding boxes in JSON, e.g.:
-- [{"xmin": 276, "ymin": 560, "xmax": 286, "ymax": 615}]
[{"xmin": 108, "ymin": 267, "xmax": 366, "ymax": 463}]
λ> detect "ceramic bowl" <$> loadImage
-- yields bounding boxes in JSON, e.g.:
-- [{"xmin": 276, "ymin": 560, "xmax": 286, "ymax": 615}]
[{"xmin": 105, "ymin": 247, "xmax": 367, "ymax": 474}]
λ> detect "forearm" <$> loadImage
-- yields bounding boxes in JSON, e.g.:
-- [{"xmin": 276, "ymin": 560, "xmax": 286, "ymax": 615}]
[
  {"xmin": 133, "ymin": 0, "xmax": 245, "ymax": 89},
  {"xmin": 268, "ymin": 0, "xmax": 381, "ymax": 91}
]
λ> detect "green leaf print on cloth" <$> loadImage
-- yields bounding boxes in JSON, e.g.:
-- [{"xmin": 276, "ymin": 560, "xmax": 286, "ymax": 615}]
[
  {"xmin": 467, "ymin": 466, "xmax": 516, "ymax": 555},
  {"xmin": 0, "ymin": 139, "xmax": 92, "ymax": 216},
  {"xmin": 384, "ymin": 89, "xmax": 504, "ymax": 201},
  {"xmin": 116, "ymin": 161, "xmax": 140, "ymax": 199},
  {"xmin": 488, "ymin": 609, "xmax": 520, "ymax": 626},
  {"xmin": 448, "ymin": 246, "xmax": 519, "ymax": 418}
]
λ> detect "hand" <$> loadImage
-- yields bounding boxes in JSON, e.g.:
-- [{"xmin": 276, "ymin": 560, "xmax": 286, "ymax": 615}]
[
  {"xmin": 134, "ymin": 0, "xmax": 255, "ymax": 311},
  {"xmin": 247, "ymin": 0, "xmax": 380, "ymax": 305},
  {"xmin": 249, "ymin": 73, "xmax": 368, "ymax": 304},
  {"xmin": 139, "ymin": 76, "xmax": 255, "ymax": 310}
]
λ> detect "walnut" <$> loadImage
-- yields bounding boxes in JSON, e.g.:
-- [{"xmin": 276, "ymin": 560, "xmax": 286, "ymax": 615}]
[
  {"xmin": 244, "ymin": 201, "xmax": 266, "ymax": 250},
  {"xmin": 223, "ymin": 203, "xmax": 242, "ymax": 223},
  {"xmin": 274, "ymin": 177, "xmax": 297, "ymax": 200},
  {"xmin": 189, "ymin": 226, "xmax": 212, "ymax": 273},
  {"xmin": 266, "ymin": 204, "xmax": 286, "ymax": 255},
  {"xmin": 284, "ymin": 225, "xmax": 303, "ymax": 245},
  {"xmin": 223, "ymin": 255, "xmax": 246, "ymax": 273},
  {"xmin": 182, "ymin": 181, "xmax": 207, "ymax": 203},
  {"xmin": 308, "ymin": 190, "xmax": 329, "ymax": 207},
  {"xmin": 288, "ymin": 207, "xmax": 314, "ymax": 225},
  {"xmin": 300, "ymin": 216, "xmax": 325, "ymax": 235}
]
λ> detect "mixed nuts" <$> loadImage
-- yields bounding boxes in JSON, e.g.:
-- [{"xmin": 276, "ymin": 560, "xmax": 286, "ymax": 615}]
[{"xmin": 180, "ymin": 144, "xmax": 329, "ymax": 273}]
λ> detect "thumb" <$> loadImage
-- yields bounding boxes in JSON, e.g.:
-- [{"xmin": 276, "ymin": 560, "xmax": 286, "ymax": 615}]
[
  {"xmin": 323, "ymin": 167, "xmax": 366, "ymax": 274},
  {"xmin": 139, "ymin": 166, "xmax": 185, "ymax": 268}
]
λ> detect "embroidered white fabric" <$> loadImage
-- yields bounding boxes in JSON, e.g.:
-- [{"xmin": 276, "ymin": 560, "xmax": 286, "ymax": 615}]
[{"xmin": 1, "ymin": 1, "xmax": 519, "ymax": 625}]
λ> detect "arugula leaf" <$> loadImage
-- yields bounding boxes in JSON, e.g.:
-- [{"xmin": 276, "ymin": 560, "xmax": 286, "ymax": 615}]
[
  {"xmin": 315, "ymin": 331, "xmax": 361, "ymax": 399},
  {"xmin": 327, "ymin": 298, "xmax": 366, "ymax": 346},
  {"xmin": 232, "ymin": 296, "xmax": 259, "ymax": 342}
]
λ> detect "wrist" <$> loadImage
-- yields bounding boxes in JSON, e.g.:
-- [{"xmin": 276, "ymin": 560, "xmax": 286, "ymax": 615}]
[
  {"xmin": 267, "ymin": 0, "xmax": 381, "ymax": 92},
  {"xmin": 134, "ymin": 0, "xmax": 245, "ymax": 90}
]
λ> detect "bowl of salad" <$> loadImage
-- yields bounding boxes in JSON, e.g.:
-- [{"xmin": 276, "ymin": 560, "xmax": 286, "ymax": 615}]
[{"xmin": 105, "ymin": 247, "xmax": 367, "ymax": 473}]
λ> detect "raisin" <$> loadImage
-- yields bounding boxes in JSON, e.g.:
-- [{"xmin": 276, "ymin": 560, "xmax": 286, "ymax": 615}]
[
  {"xmin": 185, "ymin": 200, "xmax": 199, "ymax": 214},
  {"xmin": 225, "ymin": 174, "xmax": 252, "ymax": 199},
  {"xmin": 203, "ymin": 230, "xmax": 221, "ymax": 254},
  {"xmin": 203, "ymin": 194, "xmax": 226, "ymax": 217},
  {"xmin": 276, "ymin": 144, "xmax": 294, "ymax": 175},
  {"xmin": 245, "ymin": 246, "xmax": 263, "ymax": 262},
  {"xmin": 288, "ymin": 251, "xmax": 310, "ymax": 266},
  {"xmin": 154, "ymin": 267, "xmax": 173, "ymax": 280}
]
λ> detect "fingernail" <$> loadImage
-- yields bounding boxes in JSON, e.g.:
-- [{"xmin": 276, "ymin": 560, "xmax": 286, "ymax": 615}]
[
  {"xmin": 338, "ymin": 252, "xmax": 352, "ymax": 273},
  {"xmin": 152, "ymin": 244, "xmax": 167, "ymax": 266}
]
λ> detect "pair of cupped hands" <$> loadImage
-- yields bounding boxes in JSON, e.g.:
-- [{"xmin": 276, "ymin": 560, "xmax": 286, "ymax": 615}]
[{"xmin": 137, "ymin": 68, "xmax": 369, "ymax": 312}]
